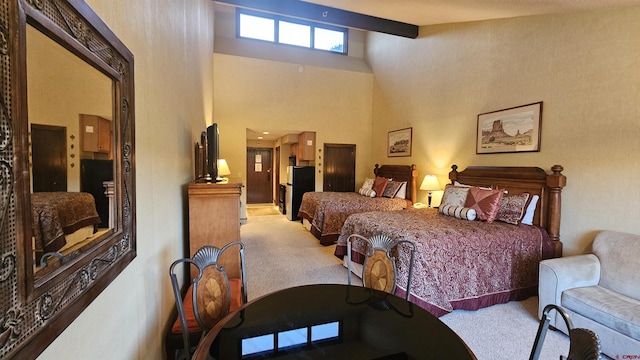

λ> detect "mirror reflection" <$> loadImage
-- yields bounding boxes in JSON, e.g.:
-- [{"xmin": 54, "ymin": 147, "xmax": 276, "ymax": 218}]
[{"xmin": 27, "ymin": 25, "xmax": 115, "ymax": 278}]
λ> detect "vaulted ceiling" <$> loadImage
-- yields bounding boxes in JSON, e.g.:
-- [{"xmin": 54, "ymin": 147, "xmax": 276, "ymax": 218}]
[{"xmin": 305, "ymin": 0, "xmax": 640, "ymax": 26}]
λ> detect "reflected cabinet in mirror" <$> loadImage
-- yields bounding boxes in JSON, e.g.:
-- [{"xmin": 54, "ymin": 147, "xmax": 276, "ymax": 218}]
[{"xmin": 1, "ymin": 0, "xmax": 136, "ymax": 358}]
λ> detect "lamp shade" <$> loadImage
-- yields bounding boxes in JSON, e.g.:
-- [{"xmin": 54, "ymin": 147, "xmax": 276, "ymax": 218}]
[
  {"xmin": 420, "ymin": 175, "xmax": 441, "ymax": 191},
  {"xmin": 217, "ymin": 159, "xmax": 231, "ymax": 176}
]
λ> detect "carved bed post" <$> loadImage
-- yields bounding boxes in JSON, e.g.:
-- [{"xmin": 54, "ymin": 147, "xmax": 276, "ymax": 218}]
[
  {"xmin": 449, "ymin": 164, "xmax": 459, "ymax": 184},
  {"xmin": 546, "ymin": 165, "xmax": 567, "ymax": 258},
  {"xmin": 104, "ymin": 181, "xmax": 115, "ymax": 229},
  {"xmin": 409, "ymin": 164, "xmax": 418, "ymax": 203}
]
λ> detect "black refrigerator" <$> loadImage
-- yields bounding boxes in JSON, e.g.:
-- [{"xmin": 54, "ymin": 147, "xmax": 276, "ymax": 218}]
[
  {"xmin": 286, "ymin": 166, "xmax": 315, "ymax": 221},
  {"xmin": 80, "ymin": 159, "xmax": 113, "ymax": 228}
]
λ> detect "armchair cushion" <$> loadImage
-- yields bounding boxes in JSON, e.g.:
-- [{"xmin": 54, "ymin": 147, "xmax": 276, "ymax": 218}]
[{"xmin": 562, "ymin": 285, "xmax": 640, "ymax": 341}]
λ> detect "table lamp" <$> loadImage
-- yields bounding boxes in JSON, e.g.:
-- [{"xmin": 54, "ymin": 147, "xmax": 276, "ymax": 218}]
[
  {"xmin": 420, "ymin": 174, "xmax": 441, "ymax": 208},
  {"xmin": 217, "ymin": 159, "xmax": 231, "ymax": 183}
]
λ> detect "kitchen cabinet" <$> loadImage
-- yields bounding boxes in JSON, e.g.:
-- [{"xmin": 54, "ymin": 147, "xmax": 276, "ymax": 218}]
[
  {"xmin": 297, "ymin": 131, "xmax": 315, "ymax": 161},
  {"xmin": 80, "ymin": 114, "xmax": 111, "ymax": 153}
]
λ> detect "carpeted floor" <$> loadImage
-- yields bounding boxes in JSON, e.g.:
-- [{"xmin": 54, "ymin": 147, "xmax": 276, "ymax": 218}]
[
  {"xmin": 240, "ymin": 213, "xmax": 576, "ymax": 360},
  {"xmin": 246, "ymin": 204, "xmax": 281, "ymax": 216}
]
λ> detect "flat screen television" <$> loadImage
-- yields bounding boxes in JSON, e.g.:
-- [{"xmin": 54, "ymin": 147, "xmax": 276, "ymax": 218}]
[{"xmin": 206, "ymin": 123, "xmax": 219, "ymax": 182}]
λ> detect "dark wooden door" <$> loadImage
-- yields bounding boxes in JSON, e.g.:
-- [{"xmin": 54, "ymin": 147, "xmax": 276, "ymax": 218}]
[
  {"xmin": 323, "ymin": 144, "xmax": 356, "ymax": 192},
  {"xmin": 31, "ymin": 124, "xmax": 67, "ymax": 192},
  {"xmin": 275, "ymin": 146, "xmax": 281, "ymax": 188},
  {"xmin": 246, "ymin": 148, "xmax": 273, "ymax": 203}
]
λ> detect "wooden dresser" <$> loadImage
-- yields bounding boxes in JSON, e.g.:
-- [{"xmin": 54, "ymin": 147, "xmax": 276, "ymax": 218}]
[{"xmin": 187, "ymin": 182, "xmax": 242, "ymax": 278}]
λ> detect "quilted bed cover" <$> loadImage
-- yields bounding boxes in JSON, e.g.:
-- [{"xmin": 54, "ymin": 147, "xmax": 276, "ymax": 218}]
[
  {"xmin": 334, "ymin": 208, "xmax": 553, "ymax": 317},
  {"xmin": 31, "ymin": 192, "xmax": 101, "ymax": 262},
  {"xmin": 298, "ymin": 191, "xmax": 408, "ymax": 245}
]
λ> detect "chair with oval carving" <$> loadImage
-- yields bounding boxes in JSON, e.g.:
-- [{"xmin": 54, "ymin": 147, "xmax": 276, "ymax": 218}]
[
  {"xmin": 529, "ymin": 304, "xmax": 601, "ymax": 360},
  {"xmin": 166, "ymin": 242, "xmax": 247, "ymax": 360},
  {"xmin": 346, "ymin": 234, "xmax": 416, "ymax": 301}
]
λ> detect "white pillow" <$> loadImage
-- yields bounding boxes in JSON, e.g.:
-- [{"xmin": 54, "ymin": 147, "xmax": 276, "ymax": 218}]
[
  {"xmin": 454, "ymin": 181, "xmax": 491, "ymax": 190},
  {"xmin": 394, "ymin": 181, "xmax": 407, "ymax": 199},
  {"xmin": 454, "ymin": 181, "xmax": 507, "ymax": 193},
  {"xmin": 521, "ymin": 195, "xmax": 539, "ymax": 225}
]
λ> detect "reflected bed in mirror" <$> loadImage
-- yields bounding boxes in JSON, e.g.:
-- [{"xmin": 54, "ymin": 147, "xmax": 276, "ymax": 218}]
[{"xmin": 0, "ymin": 0, "xmax": 136, "ymax": 358}]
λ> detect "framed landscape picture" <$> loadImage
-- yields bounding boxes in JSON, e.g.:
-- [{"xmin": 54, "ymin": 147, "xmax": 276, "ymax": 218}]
[
  {"xmin": 388, "ymin": 127, "xmax": 412, "ymax": 157},
  {"xmin": 477, "ymin": 102, "xmax": 542, "ymax": 154}
]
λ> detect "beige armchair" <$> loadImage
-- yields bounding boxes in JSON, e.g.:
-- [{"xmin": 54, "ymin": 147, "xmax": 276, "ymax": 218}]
[{"xmin": 538, "ymin": 230, "xmax": 640, "ymax": 359}]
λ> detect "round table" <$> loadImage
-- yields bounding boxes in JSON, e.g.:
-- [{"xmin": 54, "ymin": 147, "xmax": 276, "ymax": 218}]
[{"xmin": 193, "ymin": 284, "xmax": 477, "ymax": 359}]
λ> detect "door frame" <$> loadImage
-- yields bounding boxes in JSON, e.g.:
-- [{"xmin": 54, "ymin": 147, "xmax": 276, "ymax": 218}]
[{"xmin": 246, "ymin": 147, "xmax": 274, "ymax": 204}]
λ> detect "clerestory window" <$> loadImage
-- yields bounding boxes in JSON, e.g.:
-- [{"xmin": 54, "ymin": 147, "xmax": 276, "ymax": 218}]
[{"xmin": 238, "ymin": 10, "xmax": 348, "ymax": 54}]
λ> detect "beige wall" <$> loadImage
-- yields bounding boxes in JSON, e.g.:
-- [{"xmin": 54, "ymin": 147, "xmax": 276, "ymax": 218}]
[
  {"xmin": 366, "ymin": 7, "xmax": 640, "ymax": 255},
  {"xmin": 213, "ymin": 54, "xmax": 374, "ymax": 209},
  {"xmin": 38, "ymin": 0, "xmax": 214, "ymax": 358}
]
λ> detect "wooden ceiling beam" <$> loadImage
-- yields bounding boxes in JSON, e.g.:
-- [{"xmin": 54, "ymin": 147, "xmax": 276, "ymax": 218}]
[{"xmin": 214, "ymin": 0, "xmax": 419, "ymax": 39}]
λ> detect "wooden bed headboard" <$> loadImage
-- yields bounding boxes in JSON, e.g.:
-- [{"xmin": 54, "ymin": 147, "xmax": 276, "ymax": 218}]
[
  {"xmin": 373, "ymin": 164, "xmax": 418, "ymax": 203},
  {"xmin": 449, "ymin": 165, "xmax": 566, "ymax": 257}
]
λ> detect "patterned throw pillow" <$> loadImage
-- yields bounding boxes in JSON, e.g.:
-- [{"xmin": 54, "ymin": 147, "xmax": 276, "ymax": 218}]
[
  {"xmin": 382, "ymin": 180, "xmax": 404, "ymax": 198},
  {"xmin": 358, "ymin": 178, "xmax": 376, "ymax": 197},
  {"xmin": 360, "ymin": 178, "xmax": 375, "ymax": 191},
  {"xmin": 439, "ymin": 204, "xmax": 477, "ymax": 221},
  {"xmin": 441, "ymin": 184, "xmax": 470, "ymax": 207},
  {"xmin": 464, "ymin": 187, "xmax": 504, "ymax": 223},
  {"xmin": 495, "ymin": 193, "xmax": 530, "ymax": 225},
  {"xmin": 372, "ymin": 177, "xmax": 390, "ymax": 198}
]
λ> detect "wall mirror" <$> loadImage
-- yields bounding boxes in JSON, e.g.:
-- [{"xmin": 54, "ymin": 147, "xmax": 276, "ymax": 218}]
[{"xmin": 0, "ymin": 0, "xmax": 136, "ymax": 358}]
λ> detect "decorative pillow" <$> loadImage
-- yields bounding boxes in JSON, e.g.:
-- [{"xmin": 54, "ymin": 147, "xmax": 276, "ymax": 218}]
[
  {"xmin": 372, "ymin": 177, "xmax": 389, "ymax": 198},
  {"xmin": 359, "ymin": 188, "xmax": 376, "ymax": 197},
  {"xmin": 360, "ymin": 178, "xmax": 375, "ymax": 191},
  {"xmin": 441, "ymin": 184, "xmax": 470, "ymax": 207},
  {"xmin": 382, "ymin": 180, "xmax": 404, "ymax": 198},
  {"xmin": 464, "ymin": 187, "xmax": 504, "ymax": 223},
  {"xmin": 521, "ymin": 195, "xmax": 539, "ymax": 225},
  {"xmin": 394, "ymin": 182, "xmax": 408, "ymax": 199},
  {"xmin": 495, "ymin": 193, "xmax": 530, "ymax": 225},
  {"xmin": 439, "ymin": 204, "xmax": 477, "ymax": 221},
  {"xmin": 358, "ymin": 178, "xmax": 376, "ymax": 197}
]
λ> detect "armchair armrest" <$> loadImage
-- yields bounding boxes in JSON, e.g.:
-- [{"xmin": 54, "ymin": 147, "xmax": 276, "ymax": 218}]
[{"xmin": 538, "ymin": 254, "xmax": 600, "ymax": 320}]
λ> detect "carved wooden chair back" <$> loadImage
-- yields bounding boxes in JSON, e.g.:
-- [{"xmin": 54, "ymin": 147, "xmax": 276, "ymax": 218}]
[
  {"xmin": 346, "ymin": 234, "xmax": 416, "ymax": 301},
  {"xmin": 169, "ymin": 242, "xmax": 247, "ymax": 358},
  {"xmin": 529, "ymin": 304, "xmax": 601, "ymax": 360}
]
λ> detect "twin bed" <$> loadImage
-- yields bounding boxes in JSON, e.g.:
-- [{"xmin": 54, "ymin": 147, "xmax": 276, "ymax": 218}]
[
  {"xmin": 303, "ymin": 164, "xmax": 566, "ymax": 317},
  {"xmin": 298, "ymin": 164, "xmax": 419, "ymax": 245}
]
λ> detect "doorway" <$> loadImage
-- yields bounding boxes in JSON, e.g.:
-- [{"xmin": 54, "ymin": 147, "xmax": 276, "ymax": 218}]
[
  {"xmin": 246, "ymin": 148, "xmax": 273, "ymax": 203},
  {"xmin": 323, "ymin": 144, "xmax": 356, "ymax": 192},
  {"xmin": 31, "ymin": 124, "xmax": 67, "ymax": 192}
]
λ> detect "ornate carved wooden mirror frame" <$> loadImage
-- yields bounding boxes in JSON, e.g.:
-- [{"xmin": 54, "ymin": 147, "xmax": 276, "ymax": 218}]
[{"xmin": 1, "ymin": 0, "xmax": 136, "ymax": 357}]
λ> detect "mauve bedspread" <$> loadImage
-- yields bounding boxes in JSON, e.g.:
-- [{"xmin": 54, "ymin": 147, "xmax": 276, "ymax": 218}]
[
  {"xmin": 334, "ymin": 208, "xmax": 553, "ymax": 317},
  {"xmin": 31, "ymin": 192, "xmax": 101, "ymax": 262},
  {"xmin": 298, "ymin": 192, "xmax": 408, "ymax": 245}
]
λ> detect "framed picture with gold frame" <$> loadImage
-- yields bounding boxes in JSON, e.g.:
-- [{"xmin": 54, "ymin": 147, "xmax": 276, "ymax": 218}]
[{"xmin": 387, "ymin": 127, "xmax": 412, "ymax": 157}]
